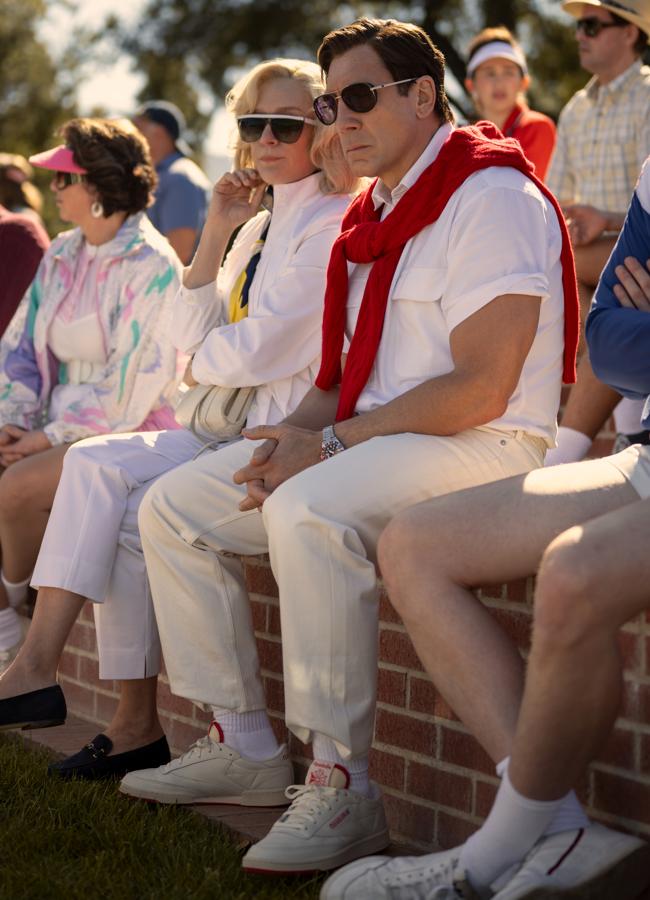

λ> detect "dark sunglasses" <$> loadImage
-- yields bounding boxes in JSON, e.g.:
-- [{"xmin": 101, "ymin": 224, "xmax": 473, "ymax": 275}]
[
  {"xmin": 575, "ymin": 16, "xmax": 628, "ymax": 37},
  {"xmin": 237, "ymin": 115, "xmax": 317, "ymax": 144},
  {"xmin": 313, "ymin": 78, "xmax": 419, "ymax": 125},
  {"xmin": 52, "ymin": 171, "xmax": 85, "ymax": 190}
]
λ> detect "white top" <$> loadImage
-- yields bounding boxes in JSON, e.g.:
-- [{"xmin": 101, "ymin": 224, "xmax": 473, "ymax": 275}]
[
  {"xmin": 346, "ymin": 123, "xmax": 565, "ymax": 446},
  {"xmin": 172, "ymin": 172, "xmax": 351, "ymax": 427}
]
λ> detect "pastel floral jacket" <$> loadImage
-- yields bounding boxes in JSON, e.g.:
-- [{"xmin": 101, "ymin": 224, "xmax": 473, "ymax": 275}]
[{"xmin": 0, "ymin": 213, "xmax": 183, "ymax": 445}]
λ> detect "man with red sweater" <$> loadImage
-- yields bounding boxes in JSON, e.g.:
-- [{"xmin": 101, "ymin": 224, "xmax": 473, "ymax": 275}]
[
  {"xmin": 130, "ymin": 17, "xmax": 576, "ymax": 875},
  {"xmin": 0, "ymin": 205, "xmax": 49, "ymax": 338}
]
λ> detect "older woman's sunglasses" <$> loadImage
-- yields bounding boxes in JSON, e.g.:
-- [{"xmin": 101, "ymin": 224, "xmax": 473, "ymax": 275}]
[
  {"xmin": 53, "ymin": 171, "xmax": 85, "ymax": 190},
  {"xmin": 575, "ymin": 16, "xmax": 628, "ymax": 37},
  {"xmin": 313, "ymin": 77, "xmax": 418, "ymax": 125},
  {"xmin": 237, "ymin": 115, "xmax": 317, "ymax": 144}
]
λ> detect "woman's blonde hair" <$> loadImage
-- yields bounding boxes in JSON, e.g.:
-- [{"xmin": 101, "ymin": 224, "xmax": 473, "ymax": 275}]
[{"xmin": 226, "ymin": 58, "xmax": 358, "ymax": 196}]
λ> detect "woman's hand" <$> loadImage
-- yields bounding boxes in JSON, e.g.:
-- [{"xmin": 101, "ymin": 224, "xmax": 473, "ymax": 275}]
[
  {"xmin": 209, "ymin": 168, "xmax": 268, "ymax": 233},
  {"xmin": 0, "ymin": 428, "xmax": 52, "ymax": 466}
]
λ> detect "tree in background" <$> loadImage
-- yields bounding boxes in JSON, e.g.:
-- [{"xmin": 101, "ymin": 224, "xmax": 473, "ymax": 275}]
[{"xmin": 109, "ymin": 0, "xmax": 592, "ymax": 149}]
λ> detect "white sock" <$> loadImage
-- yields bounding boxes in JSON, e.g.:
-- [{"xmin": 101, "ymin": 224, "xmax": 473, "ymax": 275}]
[
  {"xmin": 460, "ymin": 762, "xmax": 588, "ymax": 892},
  {"xmin": 312, "ymin": 733, "xmax": 370, "ymax": 796},
  {"xmin": 0, "ymin": 606, "xmax": 22, "ymax": 651},
  {"xmin": 210, "ymin": 707, "xmax": 279, "ymax": 761},
  {"xmin": 544, "ymin": 426, "xmax": 592, "ymax": 467},
  {"xmin": 613, "ymin": 397, "xmax": 645, "ymax": 436},
  {"xmin": 1, "ymin": 572, "xmax": 30, "ymax": 609}
]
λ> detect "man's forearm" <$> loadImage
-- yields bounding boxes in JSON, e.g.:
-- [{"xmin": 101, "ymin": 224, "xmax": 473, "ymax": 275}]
[{"xmin": 283, "ymin": 385, "xmax": 341, "ymax": 431}]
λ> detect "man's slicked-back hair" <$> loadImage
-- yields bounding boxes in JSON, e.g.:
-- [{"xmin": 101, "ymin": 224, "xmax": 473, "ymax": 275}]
[{"xmin": 317, "ymin": 18, "xmax": 454, "ymax": 124}]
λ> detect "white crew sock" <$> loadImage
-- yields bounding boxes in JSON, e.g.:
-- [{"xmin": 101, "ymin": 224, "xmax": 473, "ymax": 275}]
[
  {"xmin": 544, "ymin": 426, "xmax": 592, "ymax": 467},
  {"xmin": 460, "ymin": 759, "xmax": 589, "ymax": 892},
  {"xmin": 210, "ymin": 707, "xmax": 279, "ymax": 761},
  {"xmin": 613, "ymin": 397, "xmax": 645, "ymax": 436},
  {"xmin": 0, "ymin": 606, "xmax": 22, "ymax": 651},
  {"xmin": 312, "ymin": 733, "xmax": 370, "ymax": 796},
  {"xmin": 1, "ymin": 572, "xmax": 30, "ymax": 609}
]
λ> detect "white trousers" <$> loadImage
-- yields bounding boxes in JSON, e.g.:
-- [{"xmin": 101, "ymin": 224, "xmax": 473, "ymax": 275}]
[
  {"xmin": 139, "ymin": 427, "xmax": 545, "ymax": 759},
  {"xmin": 31, "ymin": 427, "xmax": 218, "ymax": 679}
]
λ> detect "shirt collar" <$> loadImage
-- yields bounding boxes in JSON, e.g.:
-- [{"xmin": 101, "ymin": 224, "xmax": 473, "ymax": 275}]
[
  {"xmin": 585, "ymin": 59, "xmax": 643, "ymax": 100},
  {"xmin": 371, "ymin": 122, "xmax": 454, "ymax": 211}
]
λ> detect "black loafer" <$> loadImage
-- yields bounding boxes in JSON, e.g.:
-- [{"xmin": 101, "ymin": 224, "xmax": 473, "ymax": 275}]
[
  {"xmin": 0, "ymin": 684, "xmax": 66, "ymax": 731},
  {"xmin": 48, "ymin": 733, "xmax": 171, "ymax": 781}
]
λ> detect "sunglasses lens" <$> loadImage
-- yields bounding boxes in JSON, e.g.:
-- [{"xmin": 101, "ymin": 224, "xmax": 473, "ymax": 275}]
[
  {"xmin": 577, "ymin": 18, "xmax": 600, "ymax": 36},
  {"xmin": 314, "ymin": 95, "xmax": 338, "ymax": 125},
  {"xmin": 271, "ymin": 119, "xmax": 304, "ymax": 143},
  {"xmin": 54, "ymin": 172, "xmax": 72, "ymax": 189},
  {"xmin": 238, "ymin": 118, "xmax": 265, "ymax": 143},
  {"xmin": 341, "ymin": 83, "xmax": 377, "ymax": 113}
]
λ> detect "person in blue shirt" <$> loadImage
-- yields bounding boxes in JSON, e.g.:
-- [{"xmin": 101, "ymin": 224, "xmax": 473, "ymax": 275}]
[
  {"xmin": 133, "ymin": 100, "xmax": 211, "ymax": 264},
  {"xmin": 321, "ymin": 159, "xmax": 650, "ymax": 899}
]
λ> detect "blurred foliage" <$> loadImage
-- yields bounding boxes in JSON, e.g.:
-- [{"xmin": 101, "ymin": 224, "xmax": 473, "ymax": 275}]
[{"xmin": 109, "ymin": 0, "xmax": 592, "ymax": 142}]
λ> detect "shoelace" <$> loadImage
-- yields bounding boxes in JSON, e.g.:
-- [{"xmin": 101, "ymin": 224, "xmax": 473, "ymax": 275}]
[
  {"xmin": 278, "ymin": 784, "xmax": 344, "ymax": 831},
  {"xmin": 368, "ymin": 854, "xmax": 469, "ymax": 899},
  {"xmin": 162, "ymin": 734, "xmax": 224, "ymax": 772}
]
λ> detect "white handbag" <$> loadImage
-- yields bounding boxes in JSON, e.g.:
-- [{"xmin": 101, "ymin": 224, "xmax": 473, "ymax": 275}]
[{"xmin": 174, "ymin": 383, "xmax": 255, "ymax": 443}]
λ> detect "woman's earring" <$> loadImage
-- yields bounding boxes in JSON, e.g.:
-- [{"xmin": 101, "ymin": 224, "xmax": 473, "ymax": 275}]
[{"xmin": 91, "ymin": 200, "xmax": 104, "ymax": 218}]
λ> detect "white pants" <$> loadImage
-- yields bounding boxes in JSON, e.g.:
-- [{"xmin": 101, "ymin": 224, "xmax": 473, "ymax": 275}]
[
  {"xmin": 139, "ymin": 427, "xmax": 545, "ymax": 759},
  {"xmin": 31, "ymin": 427, "xmax": 221, "ymax": 679}
]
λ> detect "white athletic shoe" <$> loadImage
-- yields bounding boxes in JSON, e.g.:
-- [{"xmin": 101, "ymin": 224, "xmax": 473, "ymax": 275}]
[
  {"xmin": 319, "ymin": 846, "xmax": 486, "ymax": 899},
  {"xmin": 118, "ymin": 721, "xmax": 293, "ymax": 806},
  {"xmin": 241, "ymin": 760, "xmax": 390, "ymax": 874},
  {"xmin": 0, "ymin": 616, "xmax": 29, "ymax": 675},
  {"xmin": 493, "ymin": 823, "xmax": 650, "ymax": 899}
]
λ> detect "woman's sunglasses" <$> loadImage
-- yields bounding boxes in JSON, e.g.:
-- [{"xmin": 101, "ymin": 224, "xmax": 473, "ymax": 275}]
[
  {"xmin": 575, "ymin": 16, "xmax": 628, "ymax": 37},
  {"xmin": 237, "ymin": 115, "xmax": 317, "ymax": 144},
  {"xmin": 52, "ymin": 171, "xmax": 85, "ymax": 190},
  {"xmin": 313, "ymin": 77, "xmax": 418, "ymax": 125}
]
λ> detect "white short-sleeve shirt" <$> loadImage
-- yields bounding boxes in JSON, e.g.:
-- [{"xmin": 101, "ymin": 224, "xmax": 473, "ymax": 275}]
[{"xmin": 346, "ymin": 123, "xmax": 565, "ymax": 446}]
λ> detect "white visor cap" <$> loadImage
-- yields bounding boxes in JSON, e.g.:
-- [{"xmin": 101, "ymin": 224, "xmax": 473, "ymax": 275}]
[{"xmin": 467, "ymin": 41, "xmax": 528, "ymax": 78}]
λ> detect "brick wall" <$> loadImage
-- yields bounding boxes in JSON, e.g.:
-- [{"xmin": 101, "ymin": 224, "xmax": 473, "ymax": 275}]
[{"xmin": 59, "ymin": 553, "xmax": 650, "ymax": 850}]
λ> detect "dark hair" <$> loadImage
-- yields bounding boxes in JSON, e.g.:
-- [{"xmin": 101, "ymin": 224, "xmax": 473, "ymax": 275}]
[
  {"xmin": 317, "ymin": 18, "xmax": 454, "ymax": 124},
  {"xmin": 609, "ymin": 12, "xmax": 648, "ymax": 55},
  {"xmin": 466, "ymin": 25, "xmax": 526, "ymax": 75},
  {"xmin": 62, "ymin": 117, "xmax": 157, "ymax": 217}
]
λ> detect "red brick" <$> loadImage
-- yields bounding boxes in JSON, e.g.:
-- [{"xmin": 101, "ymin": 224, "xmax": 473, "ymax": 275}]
[
  {"xmin": 475, "ymin": 779, "xmax": 498, "ymax": 818},
  {"xmin": 477, "ymin": 584, "xmax": 504, "ymax": 600},
  {"xmin": 163, "ymin": 716, "xmax": 206, "ymax": 753},
  {"xmin": 80, "ymin": 602, "xmax": 94, "ymax": 622},
  {"xmin": 263, "ymin": 676, "xmax": 286, "ymax": 715},
  {"xmin": 156, "ymin": 680, "xmax": 200, "ymax": 719},
  {"xmin": 244, "ymin": 562, "xmax": 278, "ymax": 598},
  {"xmin": 622, "ymin": 682, "xmax": 650, "ymax": 723},
  {"xmin": 377, "ymin": 667, "xmax": 407, "ymax": 707},
  {"xmin": 437, "ymin": 810, "xmax": 479, "ymax": 848},
  {"xmin": 66, "ymin": 621, "xmax": 97, "ymax": 653},
  {"xmin": 57, "ymin": 652, "xmax": 79, "ymax": 680},
  {"xmin": 440, "ymin": 727, "xmax": 494, "ymax": 777},
  {"xmin": 409, "ymin": 676, "xmax": 456, "ymax": 720},
  {"xmin": 267, "ymin": 603, "xmax": 282, "ymax": 637},
  {"xmin": 369, "ymin": 748, "xmax": 405, "ymax": 791},
  {"xmin": 378, "ymin": 589, "xmax": 402, "ymax": 625},
  {"xmin": 618, "ymin": 631, "xmax": 641, "ymax": 674},
  {"xmin": 375, "ymin": 709, "xmax": 437, "ymax": 756},
  {"xmin": 378, "ymin": 629, "xmax": 424, "ymax": 672},
  {"xmin": 78, "ymin": 655, "xmax": 100, "ymax": 685},
  {"xmin": 250, "ymin": 599, "xmax": 268, "ymax": 633},
  {"xmin": 503, "ymin": 578, "xmax": 532, "ymax": 605},
  {"xmin": 489, "ymin": 608, "xmax": 532, "ymax": 650},
  {"xmin": 288, "ymin": 732, "xmax": 311, "ymax": 759},
  {"xmin": 595, "ymin": 725, "xmax": 636, "ymax": 770},
  {"xmin": 592, "ymin": 770, "xmax": 650, "ymax": 825},
  {"xmin": 269, "ymin": 714, "xmax": 288, "ymax": 745},
  {"xmin": 256, "ymin": 637, "xmax": 283, "ymax": 674},
  {"xmin": 60, "ymin": 679, "xmax": 96, "ymax": 719},
  {"xmin": 640, "ymin": 735, "xmax": 650, "ymax": 775},
  {"xmin": 384, "ymin": 794, "xmax": 435, "ymax": 845},
  {"xmin": 407, "ymin": 762, "xmax": 472, "ymax": 812}
]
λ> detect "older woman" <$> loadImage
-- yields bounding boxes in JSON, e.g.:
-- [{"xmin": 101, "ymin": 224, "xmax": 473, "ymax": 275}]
[
  {"xmin": 0, "ymin": 60, "xmax": 357, "ymax": 783},
  {"xmin": 465, "ymin": 26, "xmax": 556, "ymax": 180},
  {"xmin": 0, "ymin": 118, "xmax": 181, "ymax": 672}
]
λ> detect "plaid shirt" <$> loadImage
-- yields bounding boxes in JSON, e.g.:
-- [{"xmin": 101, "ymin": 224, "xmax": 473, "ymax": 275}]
[{"xmin": 547, "ymin": 61, "xmax": 650, "ymax": 212}]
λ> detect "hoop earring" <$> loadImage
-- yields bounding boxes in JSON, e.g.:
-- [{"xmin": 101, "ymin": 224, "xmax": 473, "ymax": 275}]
[{"xmin": 91, "ymin": 200, "xmax": 104, "ymax": 219}]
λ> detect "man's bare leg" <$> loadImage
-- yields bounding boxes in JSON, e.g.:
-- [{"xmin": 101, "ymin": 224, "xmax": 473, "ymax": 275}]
[
  {"xmin": 510, "ymin": 495, "xmax": 650, "ymax": 799},
  {"xmin": 378, "ymin": 461, "xmax": 639, "ymax": 764}
]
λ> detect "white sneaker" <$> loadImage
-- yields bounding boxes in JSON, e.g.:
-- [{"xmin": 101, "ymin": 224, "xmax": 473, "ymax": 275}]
[
  {"xmin": 0, "ymin": 616, "xmax": 29, "ymax": 675},
  {"xmin": 118, "ymin": 722, "xmax": 293, "ymax": 806},
  {"xmin": 319, "ymin": 846, "xmax": 485, "ymax": 899},
  {"xmin": 242, "ymin": 760, "xmax": 390, "ymax": 874},
  {"xmin": 493, "ymin": 823, "xmax": 650, "ymax": 899}
]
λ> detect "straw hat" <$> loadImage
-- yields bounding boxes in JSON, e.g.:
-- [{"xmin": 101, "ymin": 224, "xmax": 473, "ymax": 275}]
[{"xmin": 562, "ymin": 0, "xmax": 650, "ymax": 37}]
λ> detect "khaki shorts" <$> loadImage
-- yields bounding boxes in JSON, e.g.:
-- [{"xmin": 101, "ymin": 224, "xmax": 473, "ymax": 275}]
[{"xmin": 601, "ymin": 444, "xmax": 650, "ymax": 500}]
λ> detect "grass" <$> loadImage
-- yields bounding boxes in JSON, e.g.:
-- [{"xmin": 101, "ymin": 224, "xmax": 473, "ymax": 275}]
[{"xmin": 0, "ymin": 733, "xmax": 325, "ymax": 900}]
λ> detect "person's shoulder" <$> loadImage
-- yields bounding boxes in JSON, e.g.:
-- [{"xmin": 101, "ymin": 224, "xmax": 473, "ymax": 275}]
[
  {"xmin": 166, "ymin": 155, "xmax": 211, "ymax": 189},
  {"xmin": 0, "ymin": 211, "xmax": 48, "ymax": 248},
  {"xmin": 557, "ymin": 83, "xmax": 591, "ymax": 121},
  {"xmin": 125, "ymin": 215, "xmax": 183, "ymax": 273},
  {"xmin": 520, "ymin": 108, "xmax": 556, "ymax": 131},
  {"xmin": 636, "ymin": 157, "xmax": 650, "ymax": 213}
]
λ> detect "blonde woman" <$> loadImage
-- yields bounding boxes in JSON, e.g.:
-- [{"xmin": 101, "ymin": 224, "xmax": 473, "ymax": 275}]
[
  {"xmin": 0, "ymin": 59, "xmax": 357, "ymax": 783},
  {"xmin": 466, "ymin": 26, "xmax": 556, "ymax": 180}
]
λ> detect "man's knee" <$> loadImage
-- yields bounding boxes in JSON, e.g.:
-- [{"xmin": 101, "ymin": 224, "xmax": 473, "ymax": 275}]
[{"xmin": 0, "ymin": 461, "xmax": 43, "ymax": 520}]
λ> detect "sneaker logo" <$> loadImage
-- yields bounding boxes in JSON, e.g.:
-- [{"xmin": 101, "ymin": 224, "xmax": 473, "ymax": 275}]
[
  {"xmin": 329, "ymin": 809, "xmax": 350, "ymax": 829},
  {"xmin": 307, "ymin": 762, "xmax": 335, "ymax": 786}
]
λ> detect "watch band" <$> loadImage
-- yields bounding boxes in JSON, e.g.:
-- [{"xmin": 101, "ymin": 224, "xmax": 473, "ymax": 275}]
[{"xmin": 320, "ymin": 424, "xmax": 346, "ymax": 461}]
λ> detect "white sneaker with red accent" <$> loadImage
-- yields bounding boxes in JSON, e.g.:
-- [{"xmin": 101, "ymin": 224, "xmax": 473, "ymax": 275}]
[
  {"xmin": 493, "ymin": 824, "xmax": 650, "ymax": 899},
  {"xmin": 118, "ymin": 721, "xmax": 293, "ymax": 806},
  {"xmin": 241, "ymin": 760, "xmax": 390, "ymax": 874}
]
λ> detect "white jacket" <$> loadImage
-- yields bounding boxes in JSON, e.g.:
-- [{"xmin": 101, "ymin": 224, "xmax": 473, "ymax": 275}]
[{"xmin": 172, "ymin": 172, "xmax": 351, "ymax": 427}]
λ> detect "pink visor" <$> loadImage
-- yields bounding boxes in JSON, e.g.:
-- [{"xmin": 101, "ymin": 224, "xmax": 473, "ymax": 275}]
[{"xmin": 28, "ymin": 145, "xmax": 87, "ymax": 174}]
